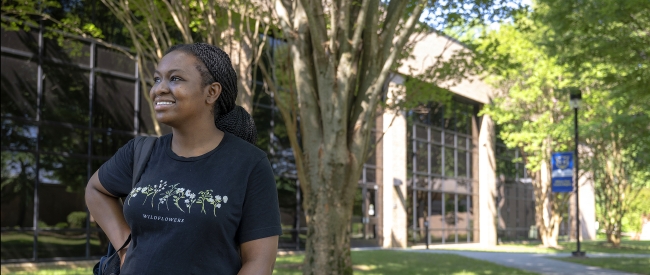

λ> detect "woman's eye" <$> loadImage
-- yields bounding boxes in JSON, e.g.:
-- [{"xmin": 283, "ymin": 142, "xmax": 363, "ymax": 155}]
[
  {"xmin": 153, "ymin": 77, "xmax": 161, "ymax": 83},
  {"xmin": 171, "ymin": 76, "xmax": 182, "ymax": 81}
]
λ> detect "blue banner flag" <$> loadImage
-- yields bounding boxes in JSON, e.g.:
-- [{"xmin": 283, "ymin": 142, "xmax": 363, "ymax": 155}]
[{"xmin": 551, "ymin": 152, "xmax": 574, "ymax": 192}]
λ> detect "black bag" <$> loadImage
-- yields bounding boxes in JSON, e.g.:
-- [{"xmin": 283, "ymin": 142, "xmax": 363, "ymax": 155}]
[
  {"xmin": 93, "ymin": 136, "xmax": 157, "ymax": 275},
  {"xmin": 93, "ymin": 235, "xmax": 131, "ymax": 275}
]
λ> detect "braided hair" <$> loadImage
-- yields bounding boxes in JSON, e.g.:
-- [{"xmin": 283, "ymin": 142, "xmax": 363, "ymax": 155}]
[{"xmin": 165, "ymin": 43, "xmax": 257, "ymax": 144}]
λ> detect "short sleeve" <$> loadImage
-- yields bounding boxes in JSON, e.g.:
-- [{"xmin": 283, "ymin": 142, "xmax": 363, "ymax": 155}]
[
  {"xmin": 235, "ymin": 156, "xmax": 283, "ymax": 244},
  {"xmin": 98, "ymin": 139, "xmax": 135, "ymax": 197}
]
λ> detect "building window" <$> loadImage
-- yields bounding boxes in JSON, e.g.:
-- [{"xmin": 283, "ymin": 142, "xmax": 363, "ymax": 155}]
[
  {"xmin": 1, "ymin": 28, "xmax": 141, "ymax": 262},
  {"xmin": 407, "ymin": 100, "xmax": 479, "ymax": 245}
]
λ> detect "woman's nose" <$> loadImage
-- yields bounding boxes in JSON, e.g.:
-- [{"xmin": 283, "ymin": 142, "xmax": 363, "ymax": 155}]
[{"xmin": 151, "ymin": 79, "xmax": 170, "ymax": 96}]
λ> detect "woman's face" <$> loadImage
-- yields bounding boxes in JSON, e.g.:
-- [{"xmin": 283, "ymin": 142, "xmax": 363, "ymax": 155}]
[{"xmin": 150, "ymin": 51, "xmax": 220, "ymax": 127}]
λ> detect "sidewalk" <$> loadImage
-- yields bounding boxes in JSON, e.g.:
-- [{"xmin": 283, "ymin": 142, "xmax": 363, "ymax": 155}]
[{"xmin": 410, "ymin": 249, "xmax": 644, "ymax": 275}]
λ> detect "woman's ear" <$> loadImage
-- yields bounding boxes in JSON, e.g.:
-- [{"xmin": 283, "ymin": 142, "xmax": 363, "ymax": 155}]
[{"xmin": 206, "ymin": 82, "xmax": 222, "ymax": 104}]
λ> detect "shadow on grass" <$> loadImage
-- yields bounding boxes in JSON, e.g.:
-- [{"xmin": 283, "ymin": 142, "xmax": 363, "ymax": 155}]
[
  {"xmin": 1, "ymin": 232, "xmax": 103, "ymax": 260},
  {"xmin": 553, "ymin": 256, "xmax": 650, "ymax": 275},
  {"xmin": 274, "ymin": 250, "xmax": 536, "ymax": 275},
  {"xmin": 517, "ymin": 240, "xmax": 650, "ymax": 255}
]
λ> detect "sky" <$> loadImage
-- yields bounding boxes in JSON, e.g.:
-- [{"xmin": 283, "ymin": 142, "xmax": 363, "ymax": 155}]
[{"xmin": 419, "ymin": 0, "xmax": 534, "ymax": 37}]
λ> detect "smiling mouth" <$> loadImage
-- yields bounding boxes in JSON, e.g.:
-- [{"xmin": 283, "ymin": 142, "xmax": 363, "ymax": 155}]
[{"xmin": 155, "ymin": 101, "xmax": 175, "ymax": 105}]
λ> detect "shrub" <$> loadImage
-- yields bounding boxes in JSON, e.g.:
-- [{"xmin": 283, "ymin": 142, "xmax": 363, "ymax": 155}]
[
  {"xmin": 54, "ymin": 222, "xmax": 69, "ymax": 229},
  {"xmin": 67, "ymin": 211, "xmax": 87, "ymax": 228}
]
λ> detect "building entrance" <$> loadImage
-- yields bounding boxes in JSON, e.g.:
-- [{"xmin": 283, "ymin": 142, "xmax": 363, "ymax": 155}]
[{"xmin": 407, "ymin": 101, "xmax": 479, "ymax": 245}]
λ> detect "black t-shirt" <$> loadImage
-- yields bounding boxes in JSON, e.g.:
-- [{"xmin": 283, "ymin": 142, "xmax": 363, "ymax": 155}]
[{"xmin": 98, "ymin": 132, "xmax": 282, "ymax": 275}]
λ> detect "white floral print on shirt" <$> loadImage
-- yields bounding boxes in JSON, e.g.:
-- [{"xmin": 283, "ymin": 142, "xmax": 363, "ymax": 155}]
[{"xmin": 127, "ymin": 180, "xmax": 227, "ymax": 217}]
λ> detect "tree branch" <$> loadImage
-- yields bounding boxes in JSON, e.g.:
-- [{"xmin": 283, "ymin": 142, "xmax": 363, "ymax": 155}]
[
  {"xmin": 353, "ymin": 0, "xmax": 426, "ymax": 136},
  {"xmin": 298, "ymin": 0, "xmax": 328, "ymax": 60},
  {"xmin": 258, "ymin": 53, "xmax": 310, "ymax": 198},
  {"xmin": 378, "ymin": 0, "xmax": 408, "ymax": 62},
  {"xmin": 349, "ymin": 0, "xmax": 371, "ymax": 56},
  {"xmin": 160, "ymin": 0, "xmax": 193, "ymax": 43}
]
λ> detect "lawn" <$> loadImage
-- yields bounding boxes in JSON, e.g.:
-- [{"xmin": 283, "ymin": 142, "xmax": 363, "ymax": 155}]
[
  {"xmin": 2, "ymin": 267, "xmax": 93, "ymax": 275},
  {"xmin": 3, "ymin": 250, "xmax": 537, "ymax": 275},
  {"xmin": 437, "ymin": 240, "xmax": 650, "ymax": 255},
  {"xmin": 503, "ymin": 240, "xmax": 650, "ymax": 255},
  {"xmin": 273, "ymin": 250, "xmax": 538, "ymax": 275},
  {"xmin": 553, "ymin": 256, "xmax": 650, "ymax": 275}
]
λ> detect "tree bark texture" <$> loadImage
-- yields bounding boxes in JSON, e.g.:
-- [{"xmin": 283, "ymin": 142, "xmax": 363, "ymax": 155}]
[
  {"xmin": 590, "ymin": 138, "xmax": 636, "ymax": 247},
  {"xmin": 530, "ymin": 138, "xmax": 569, "ymax": 248}
]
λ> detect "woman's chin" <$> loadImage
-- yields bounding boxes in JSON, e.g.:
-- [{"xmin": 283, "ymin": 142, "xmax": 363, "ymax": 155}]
[{"xmin": 155, "ymin": 116, "xmax": 179, "ymax": 128}]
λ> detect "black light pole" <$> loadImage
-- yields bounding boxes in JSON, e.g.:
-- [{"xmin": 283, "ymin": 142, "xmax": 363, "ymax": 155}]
[{"xmin": 570, "ymin": 91, "xmax": 585, "ymax": 257}]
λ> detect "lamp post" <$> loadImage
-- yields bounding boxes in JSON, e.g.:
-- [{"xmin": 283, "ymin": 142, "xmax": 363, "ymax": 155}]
[{"xmin": 570, "ymin": 91, "xmax": 586, "ymax": 257}]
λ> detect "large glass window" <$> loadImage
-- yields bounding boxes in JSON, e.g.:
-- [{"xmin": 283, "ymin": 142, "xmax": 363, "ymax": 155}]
[
  {"xmin": 1, "ymin": 29, "xmax": 140, "ymax": 262},
  {"xmin": 44, "ymin": 37, "xmax": 91, "ymax": 66},
  {"xmin": 1, "ymin": 119, "xmax": 38, "ymax": 151},
  {"xmin": 408, "ymin": 100, "xmax": 479, "ymax": 245},
  {"xmin": 94, "ymin": 74, "xmax": 137, "ymax": 132},
  {"xmin": 96, "ymin": 45, "xmax": 135, "ymax": 75},
  {"xmin": 1, "ymin": 28, "xmax": 38, "ymax": 53},
  {"xmin": 1, "ymin": 55, "xmax": 38, "ymax": 118},
  {"xmin": 39, "ymin": 124, "xmax": 88, "ymax": 156},
  {"xmin": 41, "ymin": 68, "xmax": 90, "ymax": 125}
]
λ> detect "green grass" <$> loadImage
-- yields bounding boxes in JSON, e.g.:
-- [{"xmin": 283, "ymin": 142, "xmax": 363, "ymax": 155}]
[
  {"xmin": 3, "ymin": 251, "xmax": 536, "ymax": 275},
  {"xmin": 553, "ymin": 256, "xmax": 650, "ymax": 275},
  {"xmin": 273, "ymin": 250, "xmax": 538, "ymax": 275},
  {"xmin": 437, "ymin": 240, "xmax": 650, "ymax": 255},
  {"xmin": 2, "ymin": 267, "xmax": 93, "ymax": 275},
  {"xmin": 502, "ymin": 240, "xmax": 650, "ymax": 255}
]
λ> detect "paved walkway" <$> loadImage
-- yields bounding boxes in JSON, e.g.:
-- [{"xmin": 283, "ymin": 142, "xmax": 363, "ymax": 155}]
[{"xmin": 410, "ymin": 249, "xmax": 645, "ymax": 275}]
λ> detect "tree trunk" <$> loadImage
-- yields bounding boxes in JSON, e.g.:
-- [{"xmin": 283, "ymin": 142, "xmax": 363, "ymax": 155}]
[
  {"xmin": 226, "ymin": 31, "xmax": 255, "ymax": 114},
  {"xmin": 603, "ymin": 204, "xmax": 623, "ymax": 247},
  {"xmin": 222, "ymin": 10, "xmax": 257, "ymax": 114},
  {"xmin": 605, "ymin": 213, "xmax": 622, "ymax": 247},
  {"xmin": 302, "ymin": 181, "xmax": 355, "ymax": 274},
  {"xmin": 303, "ymin": 211, "xmax": 353, "ymax": 275},
  {"xmin": 532, "ymin": 138, "xmax": 563, "ymax": 248},
  {"xmin": 299, "ymin": 144, "xmax": 361, "ymax": 274},
  {"xmin": 549, "ymin": 212, "xmax": 562, "ymax": 247},
  {"xmin": 606, "ymin": 230, "xmax": 621, "ymax": 247},
  {"xmin": 597, "ymin": 141, "xmax": 629, "ymax": 248}
]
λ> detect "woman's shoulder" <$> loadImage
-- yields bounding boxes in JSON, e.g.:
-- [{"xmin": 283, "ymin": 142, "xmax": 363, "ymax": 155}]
[
  {"xmin": 157, "ymin": 133, "xmax": 173, "ymax": 143},
  {"xmin": 222, "ymin": 132, "xmax": 267, "ymax": 160}
]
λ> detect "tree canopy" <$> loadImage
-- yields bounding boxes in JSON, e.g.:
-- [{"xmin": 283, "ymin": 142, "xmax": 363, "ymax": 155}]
[{"xmin": 470, "ymin": 0, "xmax": 650, "ymax": 246}]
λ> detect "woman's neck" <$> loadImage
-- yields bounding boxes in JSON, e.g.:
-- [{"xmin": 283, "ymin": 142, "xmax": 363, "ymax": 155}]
[{"xmin": 170, "ymin": 122, "xmax": 224, "ymax": 158}]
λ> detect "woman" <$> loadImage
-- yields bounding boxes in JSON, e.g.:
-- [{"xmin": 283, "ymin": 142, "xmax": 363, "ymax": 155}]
[{"xmin": 85, "ymin": 43, "xmax": 282, "ymax": 274}]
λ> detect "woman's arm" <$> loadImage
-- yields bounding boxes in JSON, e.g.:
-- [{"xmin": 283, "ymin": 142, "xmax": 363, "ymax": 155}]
[
  {"xmin": 238, "ymin": 235, "xmax": 279, "ymax": 275},
  {"xmin": 85, "ymin": 170, "xmax": 131, "ymax": 265}
]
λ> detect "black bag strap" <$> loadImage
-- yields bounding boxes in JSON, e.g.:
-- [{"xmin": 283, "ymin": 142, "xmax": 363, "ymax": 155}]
[
  {"xmin": 104, "ymin": 234, "xmax": 131, "ymax": 260},
  {"xmin": 116, "ymin": 234, "xmax": 131, "ymax": 252},
  {"xmin": 132, "ymin": 136, "xmax": 157, "ymax": 189}
]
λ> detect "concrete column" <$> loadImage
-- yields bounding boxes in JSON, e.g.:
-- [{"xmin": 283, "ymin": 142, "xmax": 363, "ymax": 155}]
[
  {"xmin": 381, "ymin": 76, "xmax": 408, "ymax": 248},
  {"xmin": 478, "ymin": 115, "xmax": 498, "ymax": 246}
]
